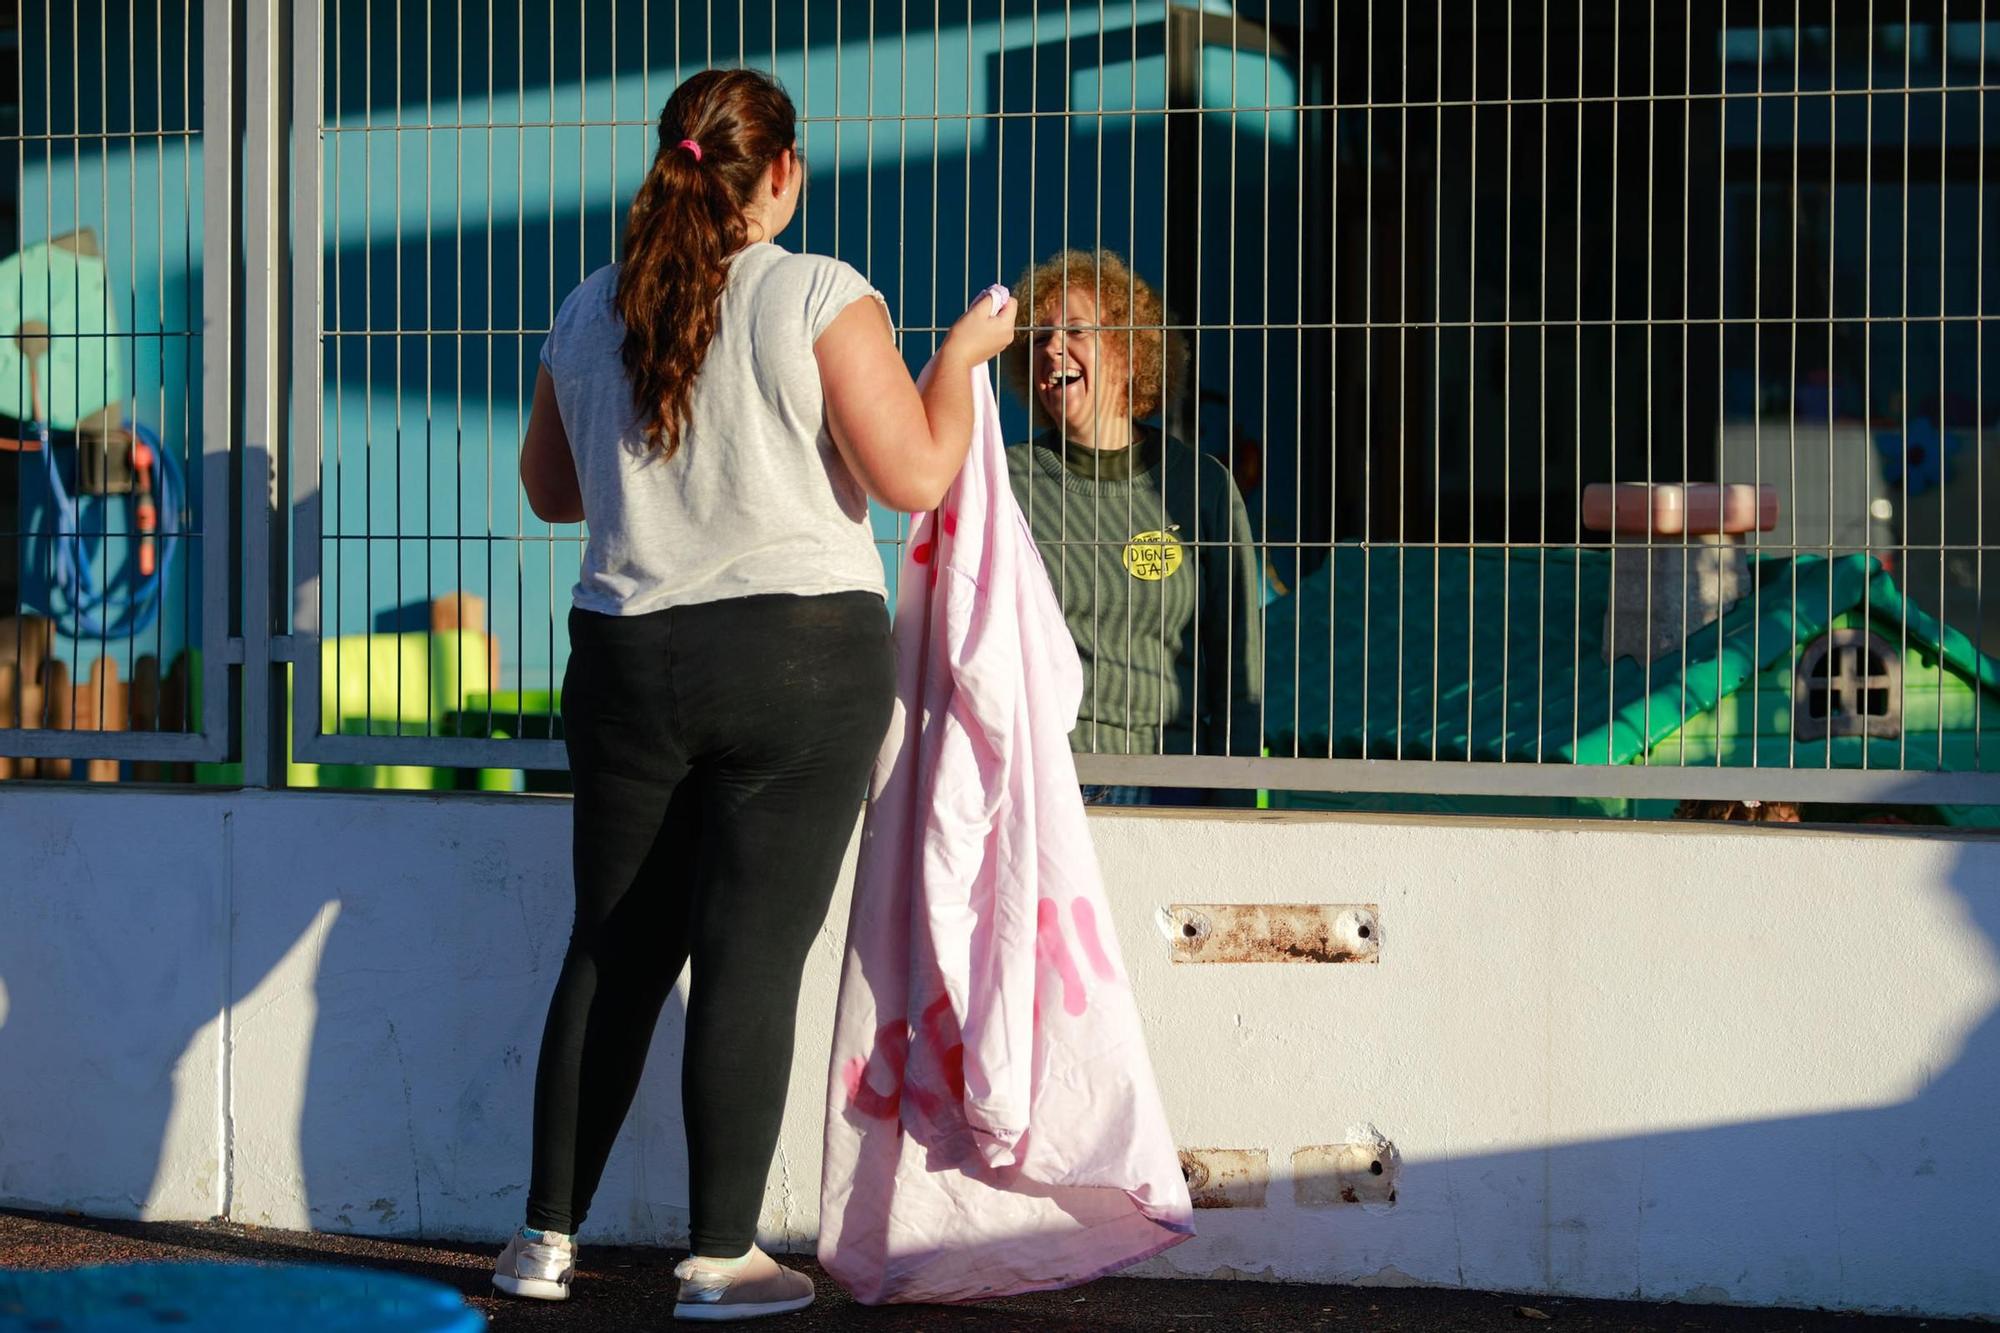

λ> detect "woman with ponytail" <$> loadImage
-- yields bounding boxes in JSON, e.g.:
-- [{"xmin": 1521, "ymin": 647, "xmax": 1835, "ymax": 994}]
[{"xmin": 497, "ymin": 68, "xmax": 1018, "ymax": 1321}]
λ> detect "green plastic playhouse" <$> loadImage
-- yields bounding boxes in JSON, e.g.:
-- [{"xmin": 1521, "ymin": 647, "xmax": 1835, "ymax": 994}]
[{"xmin": 1260, "ymin": 545, "xmax": 2000, "ymax": 824}]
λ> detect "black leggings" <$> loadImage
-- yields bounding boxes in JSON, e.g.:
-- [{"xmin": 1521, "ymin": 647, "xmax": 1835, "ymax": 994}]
[{"xmin": 525, "ymin": 592, "xmax": 893, "ymax": 1254}]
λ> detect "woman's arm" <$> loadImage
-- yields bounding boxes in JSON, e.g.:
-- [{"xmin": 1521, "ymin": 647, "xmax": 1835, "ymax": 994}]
[
  {"xmin": 520, "ymin": 367, "xmax": 584, "ymax": 524},
  {"xmin": 815, "ymin": 293, "xmax": 1018, "ymax": 513}
]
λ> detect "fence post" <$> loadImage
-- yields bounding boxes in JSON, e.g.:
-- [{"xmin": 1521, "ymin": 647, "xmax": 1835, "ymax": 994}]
[{"xmin": 238, "ymin": 0, "xmax": 290, "ymax": 788}]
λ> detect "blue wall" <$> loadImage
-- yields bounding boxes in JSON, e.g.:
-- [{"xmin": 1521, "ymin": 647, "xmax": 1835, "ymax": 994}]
[
  {"xmin": 38, "ymin": 6, "xmax": 1993, "ymax": 708},
  {"xmin": 309, "ymin": 0, "xmax": 1300, "ymax": 691}
]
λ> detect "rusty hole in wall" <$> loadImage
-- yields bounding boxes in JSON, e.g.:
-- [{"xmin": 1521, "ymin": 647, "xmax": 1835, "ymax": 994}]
[
  {"xmin": 1177, "ymin": 1148, "xmax": 1269, "ymax": 1209},
  {"xmin": 1166, "ymin": 904, "xmax": 1381, "ymax": 964},
  {"xmin": 1294, "ymin": 1137, "xmax": 1400, "ymax": 1208}
]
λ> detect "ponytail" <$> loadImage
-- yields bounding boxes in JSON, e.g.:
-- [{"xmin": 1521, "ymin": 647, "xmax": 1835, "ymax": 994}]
[{"xmin": 615, "ymin": 69, "xmax": 797, "ymax": 459}]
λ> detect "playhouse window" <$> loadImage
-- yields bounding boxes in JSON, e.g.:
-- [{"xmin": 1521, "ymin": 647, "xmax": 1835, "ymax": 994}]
[{"xmin": 1794, "ymin": 630, "xmax": 1902, "ymax": 742}]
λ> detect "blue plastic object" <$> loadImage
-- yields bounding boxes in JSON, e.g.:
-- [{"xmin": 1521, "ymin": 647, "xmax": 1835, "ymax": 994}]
[
  {"xmin": 33, "ymin": 416, "xmax": 183, "ymax": 639},
  {"xmin": 1873, "ymin": 418, "xmax": 1959, "ymax": 496},
  {"xmin": 0, "ymin": 1261, "xmax": 486, "ymax": 1332}
]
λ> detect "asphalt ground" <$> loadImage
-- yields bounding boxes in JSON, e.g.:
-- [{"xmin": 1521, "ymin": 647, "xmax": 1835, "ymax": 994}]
[{"xmin": 1, "ymin": 1210, "xmax": 1982, "ymax": 1332}]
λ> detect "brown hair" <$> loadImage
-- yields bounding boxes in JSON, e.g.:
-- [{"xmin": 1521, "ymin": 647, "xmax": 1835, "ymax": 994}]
[
  {"xmin": 1000, "ymin": 249, "xmax": 1187, "ymax": 428},
  {"xmin": 1672, "ymin": 799, "xmax": 1804, "ymax": 823},
  {"xmin": 616, "ymin": 69, "xmax": 797, "ymax": 458}
]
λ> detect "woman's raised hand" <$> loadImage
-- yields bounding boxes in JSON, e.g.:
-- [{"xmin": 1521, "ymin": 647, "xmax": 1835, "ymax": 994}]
[{"xmin": 940, "ymin": 288, "xmax": 1020, "ymax": 369}]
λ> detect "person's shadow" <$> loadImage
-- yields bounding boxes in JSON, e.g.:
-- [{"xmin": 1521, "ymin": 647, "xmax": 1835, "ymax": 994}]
[
  {"xmin": 1, "ymin": 793, "xmax": 1996, "ymax": 1316},
  {"xmin": 0, "ymin": 789, "xmax": 697, "ymax": 1250}
]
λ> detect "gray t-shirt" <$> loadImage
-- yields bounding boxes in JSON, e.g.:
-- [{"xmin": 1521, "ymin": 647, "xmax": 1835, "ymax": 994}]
[{"xmin": 539, "ymin": 243, "xmax": 889, "ymax": 615}]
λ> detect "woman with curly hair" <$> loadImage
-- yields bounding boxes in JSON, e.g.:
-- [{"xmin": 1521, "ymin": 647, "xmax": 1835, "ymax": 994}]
[{"xmin": 1001, "ymin": 250, "xmax": 1262, "ymax": 805}]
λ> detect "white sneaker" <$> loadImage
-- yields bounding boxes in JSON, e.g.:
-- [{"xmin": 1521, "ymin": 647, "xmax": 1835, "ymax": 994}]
[
  {"xmin": 672, "ymin": 1245, "xmax": 815, "ymax": 1322},
  {"xmin": 491, "ymin": 1226, "xmax": 576, "ymax": 1301}
]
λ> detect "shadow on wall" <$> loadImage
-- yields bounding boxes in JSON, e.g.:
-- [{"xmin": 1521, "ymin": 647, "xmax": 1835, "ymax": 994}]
[
  {"xmin": 0, "ymin": 794, "xmax": 702, "ymax": 1248},
  {"xmin": 1, "ymin": 794, "xmax": 1997, "ymax": 1317},
  {"xmin": 1161, "ymin": 841, "xmax": 2000, "ymax": 1318}
]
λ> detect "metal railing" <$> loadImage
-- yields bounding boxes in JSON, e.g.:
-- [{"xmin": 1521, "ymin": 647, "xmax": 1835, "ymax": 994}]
[
  {"xmin": 0, "ymin": 0, "xmax": 231, "ymax": 773},
  {"xmin": 12, "ymin": 0, "xmax": 1998, "ymax": 808},
  {"xmin": 284, "ymin": 1, "xmax": 2000, "ymax": 804}
]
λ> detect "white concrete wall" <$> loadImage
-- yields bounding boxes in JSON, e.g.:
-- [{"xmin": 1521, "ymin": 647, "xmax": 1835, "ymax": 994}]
[{"xmin": 0, "ymin": 787, "xmax": 1994, "ymax": 1318}]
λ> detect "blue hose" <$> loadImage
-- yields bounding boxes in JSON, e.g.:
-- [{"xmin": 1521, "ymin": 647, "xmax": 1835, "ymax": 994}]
[{"xmin": 33, "ymin": 415, "xmax": 183, "ymax": 639}]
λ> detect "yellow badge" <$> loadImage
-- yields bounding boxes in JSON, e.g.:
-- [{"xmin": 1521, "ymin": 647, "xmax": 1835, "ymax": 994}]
[{"xmin": 1122, "ymin": 529, "xmax": 1184, "ymax": 581}]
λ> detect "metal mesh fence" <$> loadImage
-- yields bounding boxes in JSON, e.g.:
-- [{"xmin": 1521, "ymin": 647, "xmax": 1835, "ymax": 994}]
[
  {"xmin": 182, "ymin": 1, "xmax": 2000, "ymax": 807},
  {"xmin": 0, "ymin": 0, "xmax": 223, "ymax": 779}
]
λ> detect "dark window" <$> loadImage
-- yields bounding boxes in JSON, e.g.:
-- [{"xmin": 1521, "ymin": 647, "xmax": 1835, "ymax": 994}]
[{"xmin": 1795, "ymin": 629, "xmax": 1902, "ymax": 742}]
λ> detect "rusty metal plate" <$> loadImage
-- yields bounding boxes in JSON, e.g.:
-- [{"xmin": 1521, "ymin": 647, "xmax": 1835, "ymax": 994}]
[
  {"xmin": 1177, "ymin": 1148, "xmax": 1269, "ymax": 1209},
  {"xmin": 1163, "ymin": 903, "xmax": 1380, "ymax": 964},
  {"xmin": 1293, "ymin": 1138, "xmax": 1400, "ymax": 1207}
]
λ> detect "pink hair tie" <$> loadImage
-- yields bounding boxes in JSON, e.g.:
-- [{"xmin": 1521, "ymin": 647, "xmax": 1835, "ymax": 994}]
[{"xmin": 677, "ymin": 137, "xmax": 702, "ymax": 162}]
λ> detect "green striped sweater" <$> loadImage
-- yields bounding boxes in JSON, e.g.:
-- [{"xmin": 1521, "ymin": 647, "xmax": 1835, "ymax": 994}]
[{"xmin": 1005, "ymin": 427, "xmax": 1264, "ymax": 758}]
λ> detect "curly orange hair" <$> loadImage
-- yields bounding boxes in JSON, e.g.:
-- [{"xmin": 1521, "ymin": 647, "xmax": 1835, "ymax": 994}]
[{"xmin": 1000, "ymin": 249, "xmax": 1187, "ymax": 428}]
